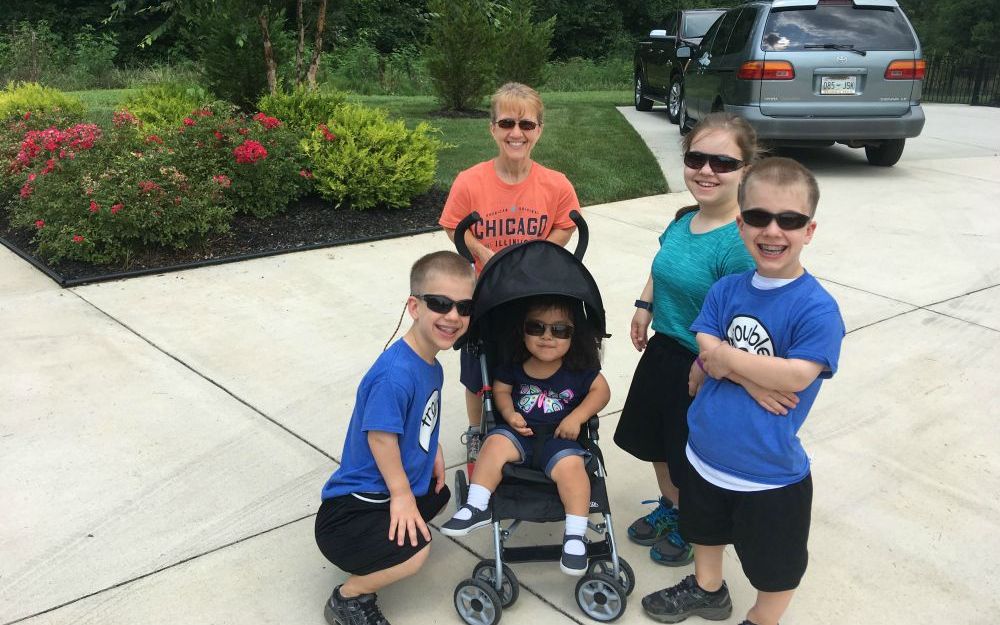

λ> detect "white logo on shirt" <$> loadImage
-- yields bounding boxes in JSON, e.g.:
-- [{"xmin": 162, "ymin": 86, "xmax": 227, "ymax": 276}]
[
  {"xmin": 726, "ymin": 315, "xmax": 774, "ymax": 356},
  {"xmin": 419, "ymin": 389, "xmax": 440, "ymax": 453}
]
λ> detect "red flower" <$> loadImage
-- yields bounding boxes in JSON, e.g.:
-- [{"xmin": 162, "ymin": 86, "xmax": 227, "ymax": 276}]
[
  {"xmin": 27, "ymin": 173, "xmax": 36, "ymax": 182},
  {"xmin": 34, "ymin": 219, "xmax": 45, "ymax": 229},
  {"xmin": 213, "ymin": 130, "xmax": 224, "ymax": 140},
  {"xmin": 23, "ymin": 111, "xmax": 31, "ymax": 120},
  {"xmin": 72, "ymin": 234, "xmax": 84, "ymax": 244},
  {"xmin": 318, "ymin": 124, "xmax": 337, "ymax": 142},
  {"xmin": 138, "ymin": 180, "xmax": 161, "ymax": 194},
  {"xmin": 299, "ymin": 169, "xmax": 313, "ymax": 179},
  {"xmin": 42, "ymin": 159, "xmax": 56, "ymax": 174},
  {"xmin": 146, "ymin": 134, "xmax": 163, "ymax": 144},
  {"xmin": 237, "ymin": 127, "xmax": 249, "ymax": 135},
  {"xmin": 233, "ymin": 139, "xmax": 268, "ymax": 164},
  {"xmin": 193, "ymin": 108, "xmax": 213, "ymax": 117},
  {"xmin": 113, "ymin": 110, "xmax": 141, "ymax": 127},
  {"xmin": 89, "ymin": 200, "xmax": 100, "ymax": 213},
  {"xmin": 19, "ymin": 183, "xmax": 33, "ymax": 198},
  {"xmin": 213, "ymin": 174, "xmax": 232, "ymax": 188},
  {"xmin": 111, "ymin": 203, "xmax": 124, "ymax": 214},
  {"xmin": 183, "ymin": 117, "xmax": 196, "ymax": 127},
  {"xmin": 253, "ymin": 112, "xmax": 282, "ymax": 130}
]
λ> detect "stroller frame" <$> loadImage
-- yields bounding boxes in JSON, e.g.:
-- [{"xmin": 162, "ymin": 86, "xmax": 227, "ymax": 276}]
[{"xmin": 449, "ymin": 211, "xmax": 635, "ymax": 624}]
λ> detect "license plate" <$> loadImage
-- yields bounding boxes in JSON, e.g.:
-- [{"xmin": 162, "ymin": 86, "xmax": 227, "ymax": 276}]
[{"xmin": 821, "ymin": 75, "xmax": 858, "ymax": 95}]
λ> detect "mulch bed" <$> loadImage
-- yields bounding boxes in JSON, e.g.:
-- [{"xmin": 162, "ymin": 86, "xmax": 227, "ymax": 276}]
[{"xmin": 0, "ymin": 187, "xmax": 448, "ymax": 286}]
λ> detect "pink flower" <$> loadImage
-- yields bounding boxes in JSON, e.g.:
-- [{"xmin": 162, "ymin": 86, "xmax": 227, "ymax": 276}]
[
  {"xmin": 34, "ymin": 219, "xmax": 45, "ymax": 229},
  {"xmin": 20, "ymin": 183, "xmax": 33, "ymax": 198},
  {"xmin": 212, "ymin": 174, "xmax": 232, "ymax": 188},
  {"xmin": 42, "ymin": 159, "xmax": 55, "ymax": 174},
  {"xmin": 253, "ymin": 112, "xmax": 282, "ymax": 130},
  {"xmin": 299, "ymin": 169, "xmax": 313, "ymax": 179},
  {"xmin": 213, "ymin": 130, "xmax": 224, "ymax": 140},
  {"xmin": 183, "ymin": 117, "xmax": 196, "ymax": 127},
  {"xmin": 27, "ymin": 173, "xmax": 36, "ymax": 182},
  {"xmin": 113, "ymin": 110, "xmax": 141, "ymax": 127},
  {"xmin": 72, "ymin": 234, "xmax": 84, "ymax": 244},
  {"xmin": 233, "ymin": 139, "xmax": 268, "ymax": 164},
  {"xmin": 89, "ymin": 201, "xmax": 100, "ymax": 214},
  {"xmin": 146, "ymin": 134, "xmax": 163, "ymax": 145},
  {"xmin": 111, "ymin": 203, "xmax": 123, "ymax": 215},
  {"xmin": 138, "ymin": 180, "xmax": 161, "ymax": 194}
]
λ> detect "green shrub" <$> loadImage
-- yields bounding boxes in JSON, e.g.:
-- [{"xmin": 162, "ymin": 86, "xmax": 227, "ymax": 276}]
[
  {"xmin": 121, "ymin": 84, "xmax": 212, "ymax": 136},
  {"xmin": 543, "ymin": 56, "xmax": 632, "ymax": 91},
  {"xmin": 68, "ymin": 25, "xmax": 120, "ymax": 90},
  {"xmin": 425, "ymin": 0, "xmax": 497, "ymax": 111},
  {"xmin": 494, "ymin": 0, "xmax": 555, "ymax": 88},
  {"xmin": 0, "ymin": 21, "xmax": 69, "ymax": 85},
  {"xmin": 302, "ymin": 103, "xmax": 444, "ymax": 210},
  {"xmin": 0, "ymin": 82, "xmax": 85, "ymax": 121},
  {"xmin": 257, "ymin": 87, "xmax": 348, "ymax": 133}
]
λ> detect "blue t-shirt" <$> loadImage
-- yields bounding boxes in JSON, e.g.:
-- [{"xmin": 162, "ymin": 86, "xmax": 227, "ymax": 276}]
[
  {"xmin": 321, "ymin": 339, "xmax": 442, "ymax": 499},
  {"xmin": 651, "ymin": 211, "xmax": 756, "ymax": 354},
  {"xmin": 688, "ymin": 271, "xmax": 845, "ymax": 485},
  {"xmin": 495, "ymin": 362, "xmax": 599, "ymax": 427}
]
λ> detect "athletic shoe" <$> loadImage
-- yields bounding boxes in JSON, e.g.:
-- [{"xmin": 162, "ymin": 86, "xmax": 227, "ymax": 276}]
[
  {"xmin": 627, "ymin": 497, "xmax": 678, "ymax": 545},
  {"xmin": 324, "ymin": 585, "xmax": 390, "ymax": 625},
  {"xmin": 460, "ymin": 427, "xmax": 483, "ymax": 462},
  {"xmin": 649, "ymin": 530, "xmax": 694, "ymax": 566},
  {"xmin": 440, "ymin": 504, "xmax": 492, "ymax": 536},
  {"xmin": 641, "ymin": 575, "xmax": 732, "ymax": 623},
  {"xmin": 559, "ymin": 534, "xmax": 588, "ymax": 576}
]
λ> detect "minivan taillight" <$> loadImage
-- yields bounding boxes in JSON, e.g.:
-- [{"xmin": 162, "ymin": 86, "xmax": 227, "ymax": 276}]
[
  {"xmin": 885, "ymin": 59, "xmax": 926, "ymax": 80},
  {"xmin": 738, "ymin": 61, "xmax": 795, "ymax": 80}
]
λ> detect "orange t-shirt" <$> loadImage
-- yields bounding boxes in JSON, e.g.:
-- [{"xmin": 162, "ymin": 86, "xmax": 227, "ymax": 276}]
[{"xmin": 439, "ymin": 160, "xmax": 580, "ymax": 272}]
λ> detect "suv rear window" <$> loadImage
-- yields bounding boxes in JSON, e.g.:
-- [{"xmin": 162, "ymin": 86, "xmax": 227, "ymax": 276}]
[
  {"xmin": 761, "ymin": 5, "xmax": 916, "ymax": 51},
  {"xmin": 683, "ymin": 12, "xmax": 725, "ymax": 39}
]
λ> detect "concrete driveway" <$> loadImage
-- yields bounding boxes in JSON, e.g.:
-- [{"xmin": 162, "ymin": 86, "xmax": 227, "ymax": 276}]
[{"xmin": 1, "ymin": 103, "xmax": 998, "ymax": 625}]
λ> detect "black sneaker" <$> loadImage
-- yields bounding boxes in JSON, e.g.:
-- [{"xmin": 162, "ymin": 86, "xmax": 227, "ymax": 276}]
[
  {"xmin": 649, "ymin": 530, "xmax": 694, "ymax": 566},
  {"xmin": 641, "ymin": 575, "xmax": 732, "ymax": 623},
  {"xmin": 324, "ymin": 586, "xmax": 390, "ymax": 625},
  {"xmin": 440, "ymin": 504, "xmax": 491, "ymax": 536},
  {"xmin": 627, "ymin": 497, "xmax": 678, "ymax": 545},
  {"xmin": 559, "ymin": 534, "xmax": 588, "ymax": 576}
]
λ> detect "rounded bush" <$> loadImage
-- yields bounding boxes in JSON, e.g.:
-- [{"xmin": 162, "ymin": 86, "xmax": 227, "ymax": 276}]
[
  {"xmin": 257, "ymin": 87, "xmax": 348, "ymax": 133},
  {"xmin": 121, "ymin": 84, "xmax": 213, "ymax": 136}
]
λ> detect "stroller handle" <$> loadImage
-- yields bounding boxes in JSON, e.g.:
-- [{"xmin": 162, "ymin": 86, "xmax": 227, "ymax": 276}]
[
  {"xmin": 452, "ymin": 209, "xmax": 589, "ymax": 262},
  {"xmin": 453, "ymin": 211, "xmax": 481, "ymax": 263}
]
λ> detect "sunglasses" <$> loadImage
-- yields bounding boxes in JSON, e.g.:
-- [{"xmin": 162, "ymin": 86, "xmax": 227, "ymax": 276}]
[
  {"xmin": 495, "ymin": 118, "xmax": 539, "ymax": 131},
  {"xmin": 741, "ymin": 208, "xmax": 812, "ymax": 230},
  {"xmin": 524, "ymin": 320, "xmax": 574, "ymax": 339},
  {"xmin": 413, "ymin": 294, "xmax": 474, "ymax": 316},
  {"xmin": 683, "ymin": 151, "xmax": 745, "ymax": 173}
]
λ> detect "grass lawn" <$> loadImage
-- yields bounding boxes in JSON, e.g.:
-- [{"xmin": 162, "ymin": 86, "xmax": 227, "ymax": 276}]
[{"xmin": 68, "ymin": 89, "xmax": 668, "ymax": 204}]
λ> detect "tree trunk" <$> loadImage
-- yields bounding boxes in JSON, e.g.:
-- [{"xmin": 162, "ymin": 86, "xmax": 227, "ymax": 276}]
[
  {"xmin": 259, "ymin": 11, "xmax": 278, "ymax": 95},
  {"xmin": 295, "ymin": 0, "xmax": 306, "ymax": 87},
  {"xmin": 306, "ymin": 0, "xmax": 328, "ymax": 88}
]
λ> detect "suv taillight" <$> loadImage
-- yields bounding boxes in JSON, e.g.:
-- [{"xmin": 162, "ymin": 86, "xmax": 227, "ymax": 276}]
[
  {"xmin": 738, "ymin": 61, "xmax": 795, "ymax": 80},
  {"xmin": 885, "ymin": 59, "xmax": 926, "ymax": 80}
]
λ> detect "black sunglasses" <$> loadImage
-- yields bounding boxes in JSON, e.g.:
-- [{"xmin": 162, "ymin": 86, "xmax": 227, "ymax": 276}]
[
  {"xmin": 683, "ymin": 151, "xmax": 745, "ymax": 174},
  {"xmin": 741, "ymin": 208, "xmax": 812, "ymax": 230},
  {"xmin": 524, "ymin": 320, "xmax": 574, "ymax": 339},
  {"xmin": 413, "ymin": 294, "xmax": 474, "ymax": 316},
  {"xmin": 495, "ymin": 118, "xmax": 539, "ymax": 131}
]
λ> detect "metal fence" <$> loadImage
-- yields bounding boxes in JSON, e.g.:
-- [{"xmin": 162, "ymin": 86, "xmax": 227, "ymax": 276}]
[{"xmin": 922, "ymin": 52, "xmax": 1000, "ymax": 106}]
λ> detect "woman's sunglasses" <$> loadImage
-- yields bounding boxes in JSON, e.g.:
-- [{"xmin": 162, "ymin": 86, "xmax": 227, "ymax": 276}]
[
  {"xmin": 524, "ymin": 320, "xmax": 574, "ymax": 339},
  {"xmin": 741, "ymin": 208, "xmax": 812, "ymax": 230},
  {"xmin": 495, "ymin": 118, "xmax": 539, "ymax": 131},
  {"xmin": 683, "ymin": 151, "xmax": 745, "ymax": 173},
  {"xmin": 413, "ymin": 294, "xmax": 474, "ymax": 316}
]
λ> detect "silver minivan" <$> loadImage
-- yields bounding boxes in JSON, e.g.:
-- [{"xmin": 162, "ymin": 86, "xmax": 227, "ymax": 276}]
[{"xmin": 678, "ymin": 0, "xmax": 926, "ymax": 165}]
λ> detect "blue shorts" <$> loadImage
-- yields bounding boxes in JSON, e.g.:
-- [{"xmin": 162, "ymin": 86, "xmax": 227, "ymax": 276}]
[{"xmin": 488, "ymin": 424, "xmax": 590, "ymax": 478}]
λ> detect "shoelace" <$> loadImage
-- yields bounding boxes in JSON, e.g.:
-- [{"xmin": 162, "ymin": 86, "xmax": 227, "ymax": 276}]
[
  {"xmin": 640, "ymin": 499, "xmax": 676, "ymax": 530},
  {"xmin": 360, "ymin": 599, "xmax": 388, "ymax": 625}
]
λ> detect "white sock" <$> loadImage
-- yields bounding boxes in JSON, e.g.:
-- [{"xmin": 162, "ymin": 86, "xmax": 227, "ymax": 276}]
[
  {"xmin": 452, "ymin": 484, "xmax": 492, "ymax": 520},
  {"xmin": 564, "ymin": 514, "xmax": 588, "ymax": 555}
]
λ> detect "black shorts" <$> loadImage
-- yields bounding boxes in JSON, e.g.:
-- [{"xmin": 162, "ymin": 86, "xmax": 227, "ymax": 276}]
[
  {"xmin": 315, "ymin": 486, "xmax": 451, "ymax": 576},
  {"xmin": 680, "ymin": 465, "xmax": 812, "ymax": 592},
  {"xmin": 613, "ymin": 333, "xmax": 697, "ymax": 488},
  {"xmin": 459, "ymin": 345, "xmax": 484, "ymax": 394}
]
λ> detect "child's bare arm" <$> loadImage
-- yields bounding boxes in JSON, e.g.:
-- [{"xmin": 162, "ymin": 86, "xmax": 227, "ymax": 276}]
[
  {"xmin": 545, "ymin": 227, "xmax": 575, "ymax": 247},
  {"xmin": 696, "ymin": 332, "xmax": 800, "ymax": 413},
  {"xmin": 556, "ymin": 373, "xmax": 611, "ymax": 440},
  {"xmin": 697, "ymin": 333, "xmax": 824, "ymax": 393},
  {"xmin": 368, "ymin": 431, "xmax": 430, "ymax": 547},
  {"xmin": 444, "ymin": 227, "xmax": 493, "ymax": 264},
  {"xmin": 494, "ymin": 380, "xmax": 533, "ymax": 436}
]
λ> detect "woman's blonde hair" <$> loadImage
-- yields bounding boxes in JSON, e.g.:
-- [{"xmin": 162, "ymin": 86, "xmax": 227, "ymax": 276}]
[{"xmin": 490, "ymin": 82, "xmax": 544, "ymax": 125}]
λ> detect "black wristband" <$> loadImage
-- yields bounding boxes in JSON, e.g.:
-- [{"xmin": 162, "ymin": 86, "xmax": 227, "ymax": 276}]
[{"xmin": 634, "ymin": 299, "xmax": 653, "ymax": 311}]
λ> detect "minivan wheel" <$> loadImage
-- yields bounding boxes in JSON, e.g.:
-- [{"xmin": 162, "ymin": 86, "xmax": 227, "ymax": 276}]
[
  {"xmin": 678, "ymin": 92, "xmax": 692, "ymax": 136},
  {"xmin": 667, "ymin": 78, "xmax": 682, "ymax": 124},
  {"xmin": 635, "ymin": 74, "xmax": 653, "ymax": 111},
  {"xmin": 865, "ymin": 138, "xmax": 905, "ymax": 166}
]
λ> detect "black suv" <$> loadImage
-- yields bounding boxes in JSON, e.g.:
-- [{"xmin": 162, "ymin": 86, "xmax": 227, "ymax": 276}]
[{"xmin": 678, "ymin": 0, "xmax": 926, "ymax": 166}]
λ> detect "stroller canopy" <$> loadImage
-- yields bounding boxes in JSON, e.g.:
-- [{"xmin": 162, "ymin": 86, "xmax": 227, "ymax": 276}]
[{"xmin": 464, "ymin": 240, "xmax": 606, "ymax": 346}]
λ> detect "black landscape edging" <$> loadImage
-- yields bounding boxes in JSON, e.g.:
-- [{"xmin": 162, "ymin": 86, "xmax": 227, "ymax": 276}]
[{"xmin": 1, "ymin": 225, "xmax": 440, "ymax": 288}]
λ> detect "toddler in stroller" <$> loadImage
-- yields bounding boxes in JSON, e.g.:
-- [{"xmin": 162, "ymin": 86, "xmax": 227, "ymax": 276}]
[{"xmin": 442, "ymin": 212, "xmax": 635, "ymax": 624}]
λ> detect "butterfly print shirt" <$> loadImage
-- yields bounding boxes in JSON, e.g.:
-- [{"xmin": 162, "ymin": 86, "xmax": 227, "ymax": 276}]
[{"xmin": 495, "ymin": 362, "xmax": 600, "ymax": 427}]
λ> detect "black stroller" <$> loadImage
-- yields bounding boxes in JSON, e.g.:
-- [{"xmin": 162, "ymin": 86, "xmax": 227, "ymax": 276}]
[{"xmin": 448, "ymin": 211, "xmax": 634, "ymax": 624}]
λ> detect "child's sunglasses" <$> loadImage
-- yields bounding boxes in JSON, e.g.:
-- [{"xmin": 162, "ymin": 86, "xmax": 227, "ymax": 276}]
[
  {"xmin": 741, "ymin": 208, "xmax": 812, "ymax": 230},
  {"xmin": 524, "ymin": 320, "xmax": 574, "ymax": 339},
  {"xmin": 413, "ymin": 294, "xmax": 474, "ymax": 316},
  {"xmin": 495, "ymin": 118, "xmax": 539, "ymax": 131},
  {"xmin": 683, "ymin": 151, "xmax": 745, "ymax": 173}
]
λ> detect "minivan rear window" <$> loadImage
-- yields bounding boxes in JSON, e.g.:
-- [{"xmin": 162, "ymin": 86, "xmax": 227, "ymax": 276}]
[
  {"xmin": 684, "ymin": 11, "xmax": 725, "ymax": 39},
  {"xmin": 761, "ymin": 5, "xmax": 916, "ymax": 51}
]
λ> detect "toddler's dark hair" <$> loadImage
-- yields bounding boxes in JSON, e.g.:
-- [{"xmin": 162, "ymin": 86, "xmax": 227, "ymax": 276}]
[{"xmin": 509, "ymin": 295, "xmax": 601, "ymax": 371}]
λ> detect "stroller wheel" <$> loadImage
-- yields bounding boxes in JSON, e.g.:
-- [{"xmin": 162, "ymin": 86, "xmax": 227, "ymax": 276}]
[
  {"xmin": 454, "ymin": 470, "xmax": 469, "ymax": 512},
  {"xmin": 454, "ymin": 578, "xmax": 503, "ymax": 625},
  {"xmin": 587, "ymin": 557, "xmax": 636, "ymax": 595},
  {"xmin": 472, "ymin": 559, "xmax": 519, "ymax": 607},
  {"xmin": 575, "ymin": 573, "xmax": 627, "ymax": 622}
]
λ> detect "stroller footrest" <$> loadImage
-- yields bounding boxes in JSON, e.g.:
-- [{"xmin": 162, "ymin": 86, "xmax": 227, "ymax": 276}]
[{"xmin": 501, "ymin": 540, "xmax": 613, "ymax": 564}]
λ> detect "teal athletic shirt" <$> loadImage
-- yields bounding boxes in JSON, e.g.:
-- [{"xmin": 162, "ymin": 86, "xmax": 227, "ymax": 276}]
[{"xmin": 650, "ymin": 211, "xmax": 755, "ymax": 354}]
